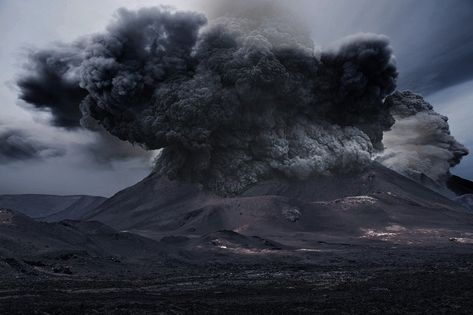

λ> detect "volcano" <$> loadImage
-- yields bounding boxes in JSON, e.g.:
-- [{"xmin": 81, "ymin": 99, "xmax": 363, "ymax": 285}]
[
  {"xmin": 2, "ymin": 164, "xmax": 473, "ymax": 314},
  {"xmin": 84, "ymin": 163, "xmax": 473, "ymax": 248}
]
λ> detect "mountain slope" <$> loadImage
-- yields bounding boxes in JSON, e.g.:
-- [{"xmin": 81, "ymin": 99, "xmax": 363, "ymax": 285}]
[
  {"xmin": 40, "ymin": 195, "xmax": 106, "ymax": 222},
  {"xmin": 0, "ymin": 208, "xmax": 159, "ymax": 259},
  {"xmin": 85, "ymin": 163, "xmax": 473, "ymax": 246}
]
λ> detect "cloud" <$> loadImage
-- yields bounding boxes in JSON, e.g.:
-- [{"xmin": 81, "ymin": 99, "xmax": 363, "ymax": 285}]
[
  {"xmin": 426, "ymin": 79, "xmax": 473, "ymax": 181},
  {"xmin": 0, "ymin": 128, "xmax": 64, "ymax": 163},
  {"xmin": 378, "ymin": 91, "xmax": 468, "ymax": 191},
  {"xmin": 0, "ymin": 118, "xmax": 154, "ymax": 196}
]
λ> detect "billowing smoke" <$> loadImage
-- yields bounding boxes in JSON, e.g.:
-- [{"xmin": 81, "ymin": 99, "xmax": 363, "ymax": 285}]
[
  {"xmin": 17, "ymin": 42, "xmax": 154, "ymax": 165},
  {"xmin": 18, "ymin": 44, "xmax": 87, "ymax": 128},
  {"xmin": 378, "ymin": 91, "xmax": 469, "ymax": 190},
  {"xmin": 16, "ymin": 6, "xmax": 415, "ymax": 195},
  {"xmin": 78, "ymin": 7, "xmax": 397, "ymax": 194}
]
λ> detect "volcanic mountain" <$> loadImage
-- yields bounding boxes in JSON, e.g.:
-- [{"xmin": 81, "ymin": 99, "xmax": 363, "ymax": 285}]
[{"xmin": 84, "ymin": 163, "xmax": 473, "ymax": 247}]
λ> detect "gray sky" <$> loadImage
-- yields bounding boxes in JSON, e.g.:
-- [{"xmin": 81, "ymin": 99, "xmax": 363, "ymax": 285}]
[{"xmin": 1, "ymin": 0, "xmax": 472, "ymax": 196}]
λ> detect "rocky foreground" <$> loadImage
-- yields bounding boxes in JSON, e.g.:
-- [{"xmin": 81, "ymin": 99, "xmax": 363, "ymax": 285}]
[
  {"xmin": 1, "ymin": 245, "xmax": 473, "ymax": 314},
  {"xmin": 1, "ymin": 205, "xmax": 473, "ymax": 314}
]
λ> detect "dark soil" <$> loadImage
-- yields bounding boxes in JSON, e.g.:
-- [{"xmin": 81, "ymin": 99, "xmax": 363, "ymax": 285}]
[{"xmin": 1, "ymin": 250, "xmax": 473, "ymax": 314}]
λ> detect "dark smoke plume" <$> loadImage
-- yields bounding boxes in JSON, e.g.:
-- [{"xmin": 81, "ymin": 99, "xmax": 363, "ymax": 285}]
[
  {"xmin": 18, "ymin": 6, "xmax": 401, "ymax": 195},
  {"xmin": 18, "ymin": 44, "xmax": 87, "ymax": 128},
  {"xmin": 17, "ymin": 41, "xmax": 154, "ymax": 164}
]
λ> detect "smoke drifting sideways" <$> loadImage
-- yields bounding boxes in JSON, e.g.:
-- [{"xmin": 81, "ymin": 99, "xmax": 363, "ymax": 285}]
[
  {"xmin": 378, "ymin": 91, "xmax": 468, "ymax": 191},
  {"xmin": 16, "ymin": 6, "xmax": 464, "ymax": 195},
  {"xmin": 0, "ymin": 128, "xmax": 64, "ymax": 163}
]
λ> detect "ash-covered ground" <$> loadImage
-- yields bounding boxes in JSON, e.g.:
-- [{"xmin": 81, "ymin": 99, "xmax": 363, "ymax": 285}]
[{"xmin": 2, "ymin": 244, "xmax": 473, "ymax": 314}]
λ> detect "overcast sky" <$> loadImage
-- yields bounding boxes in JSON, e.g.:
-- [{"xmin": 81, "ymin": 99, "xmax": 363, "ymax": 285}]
[{"xmin": 1, "ymin": 0, "xmax": 472, "ymax": 196}]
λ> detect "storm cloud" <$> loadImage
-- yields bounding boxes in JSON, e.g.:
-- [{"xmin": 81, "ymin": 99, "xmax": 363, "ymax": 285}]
[
  {"xmin": 0, "ymin": 128, "xmax": 64, "ymax": 162},
  {"xmin": 289, "ymin": 0, "xmax": 473, "ymax": 96}
]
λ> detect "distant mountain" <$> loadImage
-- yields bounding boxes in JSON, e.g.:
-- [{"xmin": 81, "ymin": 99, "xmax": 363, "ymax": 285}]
[
  {"xmin": 448, "ymin": 175, "xmax": 473, "ymax": 196},
  {"xmin": 447, "ymin": 175, "xmax": 473, "ymax": 211},
  {"xmin": 39, "ymin": 196, "xmax": 106, "ymax": 222},
  {"xmin": 0, "ymin": 194, "xmax": 106, "ymax": 221},
  {"xmin": 0, "ymin": 208, "xmax": 162, "ymax": 275},
  {"xmin": 0, "ymin": 208, "xmax": 154, "ymax": 257}
]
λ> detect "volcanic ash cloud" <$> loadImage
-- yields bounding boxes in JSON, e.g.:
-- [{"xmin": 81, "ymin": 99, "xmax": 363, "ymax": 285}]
[
  {"xmin": 20, "ymin": 6, "xmax": 463, "ymax": 195},
  {"xmin": 379, "ymin": 91, "xmax": 468, "ymax": 189}
]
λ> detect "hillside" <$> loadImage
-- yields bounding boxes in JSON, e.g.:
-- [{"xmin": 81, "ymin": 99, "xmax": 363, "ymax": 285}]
[{"xmin": 0, "ymin": 194, "xmax": 105, "ymax": 221}]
